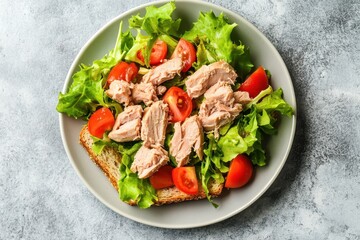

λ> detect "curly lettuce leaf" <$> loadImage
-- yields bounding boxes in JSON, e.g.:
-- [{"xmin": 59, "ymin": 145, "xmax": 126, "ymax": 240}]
[
  {"xmin": 56, "ymin": 22, "xmax": 133, "ymax": 119},
  {"xmin": 118, "ymin": 142, "xmax": 157, "ymax": 208},
  {"xmin": 192, "ymin": 38, "xmax": 217, "ymax": 69},
  {"xmin": 158, "ymin": 34, "xmax": 178, "ymax": 55},
  {"xmin": 128, "ymin": 1, "xmax": 180, "ymax": 66},
  {"xmin": 183, "ymin": 11, "xmax": 235, "ymax": 62},
  {"xmin": 257, "ymin": 109, "xmax": 277, "ymax": 135},
  {"xmin": 201, "ymin": 134, "xmax": 225, "ymax": 207},
  {"xmin": 218, "ymin": 88, "xmax": 294, "ymax": 166},
  {"xmin": 232, "ymin": 44, "xmax": 253, "ymax": 81},
  {"xmin": 249, "ymin": 139, "xmax": 266, "ymax": 166},
  {"xmin": 255, "ymin": 88, "xmax": 294, "ymax": 116},
  {"xmin": 125, "ymin": 31, "xmax": 150, "ymax": 65},
  {"xmin": 245, "ymin": 85, "xmax": 273, "ymax": 109},
  {"xmin": 217, "ymin": 107, "xmax": 259, "ymax": 163},
  {"xmin": 129, "ymin": 1, "xmax": 181, "ymax": 37},
  {"xmin": 182, "ymin": 11, "xmax": 253, "ymax": 79},
  {"xmin": 56, "ymin": 66, "xmax": 106, "ymax": 119},
  {"xmin": 91, "ymin": 133, "xmax": 118, "ymax": 155}
]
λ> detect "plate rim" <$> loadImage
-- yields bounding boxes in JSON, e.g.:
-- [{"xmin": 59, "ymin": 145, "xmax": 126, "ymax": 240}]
[{"xmin": 59, "ymin": 0, "xmax": 297, "ymax": 229}]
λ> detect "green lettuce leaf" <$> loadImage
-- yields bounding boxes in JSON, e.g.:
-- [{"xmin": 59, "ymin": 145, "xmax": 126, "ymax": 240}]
[
  {"xmin": 257, "ymin": 109, "xmax": 277, "ymax": 135},
  {"xmin": 245, "ymin": 85, "xmax": 273, "ymax": 109},
  {"xmin": 56, "ymin": 66, "xmax": 106, "ymax": 119},
  {"xmin": 129, "ymin": 1, "xmax": 181, "ymax": 37},
  {"xmin": 217, "ymin": 106, "xmax": 260, "ymax": 163},
  {"xmin": 192, "ymin": 38, "xmax": 217, "ymax": 69},
  {"xmin": 217, "ymin": 125, "xmax": 248, "ymax": 162},
  {"xmin": 249, "ymin": 140, "xmax": 266, "ymax": 166},
  {"xmin": 183, "ymin": 11, "xmax": 235, "ymax": 63},
  {"xmin": 91, "ymin": 133, "xmax": 117, "ymax": 155},
  {"xmin": 128, "ymin": 1, "xmax": 181, "ymax": 66},
  {"xmin": 201, "ymin": 134, "xmax": 225, "ymax": 207},
  {"xmin": 56, "ymin": 22, "xmax": 133, "ymax": 119},
  {"xmin": 125, "ymin": 31, "xmax": 150, "ymax": 65},
  {"xmin": 158, "ymin": 34, "xmax": 178, "ymax": 56},
  {"xmin": 118, "ymin": 142, "xmax": 157, "ymax": 208},
  {"xmin": 232, "ymin": 44, "xmax": 253, "ymax": 81},
  {"xmin": 255, "ymin": 88, "xmax": 294, "ymax": 116},
  {"xmin": 218, "ymin": 87, "xmax": 294, "ymax": 166},
  {"xmin": 182, "ymin": 11, "xmax": 253, "ymax": 79}
]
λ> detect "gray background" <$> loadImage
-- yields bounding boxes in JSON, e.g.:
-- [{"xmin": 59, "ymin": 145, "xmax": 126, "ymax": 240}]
[{"xmin": 1, "ymin": 0, "xmax": 359, "ymax": 239}]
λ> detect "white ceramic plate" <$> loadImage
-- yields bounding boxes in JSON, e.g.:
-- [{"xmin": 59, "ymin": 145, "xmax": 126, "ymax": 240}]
[{"xmin": 59, "ymin": 0, "xmax": 296, "ymax": 229}]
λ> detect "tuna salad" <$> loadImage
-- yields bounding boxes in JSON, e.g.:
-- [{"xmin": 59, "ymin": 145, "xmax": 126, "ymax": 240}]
[{"xmin": 56, "ymin": 2, "xmax": 294, "ymax": 208}]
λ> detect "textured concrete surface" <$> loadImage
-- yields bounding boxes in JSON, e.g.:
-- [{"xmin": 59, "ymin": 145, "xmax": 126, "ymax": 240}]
[{"xmin": 1, "ymin": 0, "xmax": 360, "ymax": 239}]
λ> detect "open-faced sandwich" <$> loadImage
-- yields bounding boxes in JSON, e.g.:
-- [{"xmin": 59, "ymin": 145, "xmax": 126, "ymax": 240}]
[{"xmin": 57, "ymin": 2, "xmax": 294, "ymax": 208}]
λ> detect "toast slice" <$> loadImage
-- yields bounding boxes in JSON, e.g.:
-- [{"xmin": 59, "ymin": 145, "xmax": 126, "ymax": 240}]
[{"xmin": 79, "ymin": 125, "xmax": 224, "ymax": 206}]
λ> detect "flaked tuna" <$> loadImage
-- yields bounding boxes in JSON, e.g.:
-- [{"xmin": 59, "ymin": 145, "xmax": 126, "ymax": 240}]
[
  {"xmin": 198, "ymin": 81, "xmax": 245, "ymax": 138},
  {"xmin": 131, "ymin": 145, "xmax": 169, "ymax": 178},
  {"xmin": 142, "ymin": 57, "xmax": 183, "ymax": 85},
  {"xmin": 170, "ymin": 116, "xmax": 204, "ymax": 167},
  {"xmin": 106, "ymin": 80, "xmax": 132, "ymax": 106},
  {"xmin": 132, "ymin": 82, "xmax": 158, "ymax": 106},
  {"xmin": 141, "ymin": 101, "xmax": 169, "ymax": 147},
  {"xmin": 185, "ymin": 61, "xmax": 237, "ymax": 98},
  {"xmin": 234, "ymin": 91, "xmax": 252, "ymax": 105},
  {"xmin": 108, "ymin": 105, "xmax": 143, "ymax": 142}
]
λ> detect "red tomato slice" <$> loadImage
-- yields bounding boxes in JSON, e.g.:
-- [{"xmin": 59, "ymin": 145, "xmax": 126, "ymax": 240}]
[
  {"xmin": 163, "ymin": 86, "xmax": 193, "ymax": 122},
  {"xmin": 172, "ymin": 167, "xmax": 198, "ymax": 195},
  {"xmin": 149, "ymin": 165, "xmax": 174, "ymax": 190},
  {"xmin": 137, "ymin": 40, "xmax": 168, "ymax": 65},
  {"xmin": 88, "ymin": 107, "xmax": 115, "ymax": 139},
  {"xmin": 171, "ymin": 38, "xmax": 196, "ymax": 72},
  {"xmin": 107, "ymin": 61, "xmax": 138, "ymax": 86},
  {"xmin": 239, "ymin": 66, "xmax": 269, "ymax": 98},
  {"xmin": 225, "ymin": 154, "xmax": 253, "ymax": 188}
]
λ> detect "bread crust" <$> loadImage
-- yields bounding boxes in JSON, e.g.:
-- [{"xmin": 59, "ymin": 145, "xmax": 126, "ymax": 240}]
[{"xmin": 79, "ymin": 125, "xmax": 223, "ymax": 206}]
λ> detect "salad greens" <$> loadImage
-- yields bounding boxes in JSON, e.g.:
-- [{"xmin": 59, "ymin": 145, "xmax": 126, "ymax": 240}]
[
  {"xmin": 118, "ymin": 142, "xmax": 157, "ymax": 208},
  {"xmin": 127, "ymin": 1, "xmax": 180, "ymax": 66},
  {"xmin": 56, "ymin": 22, "xmax": 133, "ymax": 119},
  {"xmin": 182, "ymin": 11, "xmax": 253, "ymax": 80},
  {"xmin": 56, "ymin": 2, "xmax": 293, "ymax": 208}
]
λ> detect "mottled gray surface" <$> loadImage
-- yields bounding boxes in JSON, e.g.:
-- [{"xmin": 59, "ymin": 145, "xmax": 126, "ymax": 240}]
[{"xmin": 1, "ymin": 0, "xmax": 359, "ymax": 239}]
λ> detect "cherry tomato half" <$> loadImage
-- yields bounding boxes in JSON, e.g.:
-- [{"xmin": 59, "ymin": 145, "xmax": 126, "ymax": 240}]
[
  {"xmin": 137, "ymin": 40, "xmax": 168, "ymax": 66},
  {"xmin": 225, "ymin": 154, "xmax": 253, "ymax": 188},
  {"xmin": 163, "ymin": 86, "xmax": 193, "ymax": 122},
  {"xmin": 172, "ymin": 166, "xmax": 198, "ymax": 195},
  {"xmin": 171, "ymin": 38, "xmax": 196, "ymax": 72},
  {"xmin": 149, "ymin": 165, "xmax": 174, "ymax": 190},
  {"xmin": 238, "ymin": 66, "xmax": 269, "ymax": 98},
  {"xmin": 107, "ymin": 61, "xmax": 138, "ymax": 86},
  {"xmin": 88, "ymin": 107, "xmax": 115, "ymax": 139}
]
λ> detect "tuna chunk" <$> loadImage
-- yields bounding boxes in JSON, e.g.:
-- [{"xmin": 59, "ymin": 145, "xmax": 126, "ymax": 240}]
[
  {"xmin": 156, "ymin": 85, "xmax": 167, "ymax": 95},
  {"xmin": 141, "ymin": 101, "xmax": 169, "ymax": 147},
  {"xmin": 185, "ymin": 61, "xmax": 237, "ymax": 98},
  {"xmin": 234, "ymin": 91, "xmax": 252, "ymax": 105},
  {"xmin": 198, "ymin": 81, "xmax": 243, "ymax": 138},
  {"xmin": 106, "ymin": 80, "xmax": 132, "ymax": 106},
  {"xmin": 131, "ymin": 145, "xmax": 169, "ymax": 178},
  {"xmin": 170, "ymin": 116, "xmax": 204, "ymax": 167},
  {"xmin": 199, "ymin": 101, "xmax": 242, "ymax": 133},
  {"xmin": 132, "ymin": 82, "xmax": 158, "ymax": 106},
  {"xmin": 108, "ymin": 119, "xmax": 141, "ymax": 142},
  {"xmin": 204, "ymin": 81, "xmax": 234, "ymax": 102},
  {"xmin": 108, "ymin": 105, "xmax": 143, "ymax": 142},
  {"xmin": 142, "ymin": 57, "xmax": 183, "ymax": 85}
]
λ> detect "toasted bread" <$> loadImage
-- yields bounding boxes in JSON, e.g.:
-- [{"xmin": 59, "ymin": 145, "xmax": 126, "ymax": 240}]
[{"xmin": 79, "ymin": 125, "xmax": 223, "ymax": 206}]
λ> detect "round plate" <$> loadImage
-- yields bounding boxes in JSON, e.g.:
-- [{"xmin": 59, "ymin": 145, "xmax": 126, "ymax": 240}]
[{"xmin": 59, "ymin": 0, "xmax": 296, "ymax": 229}]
